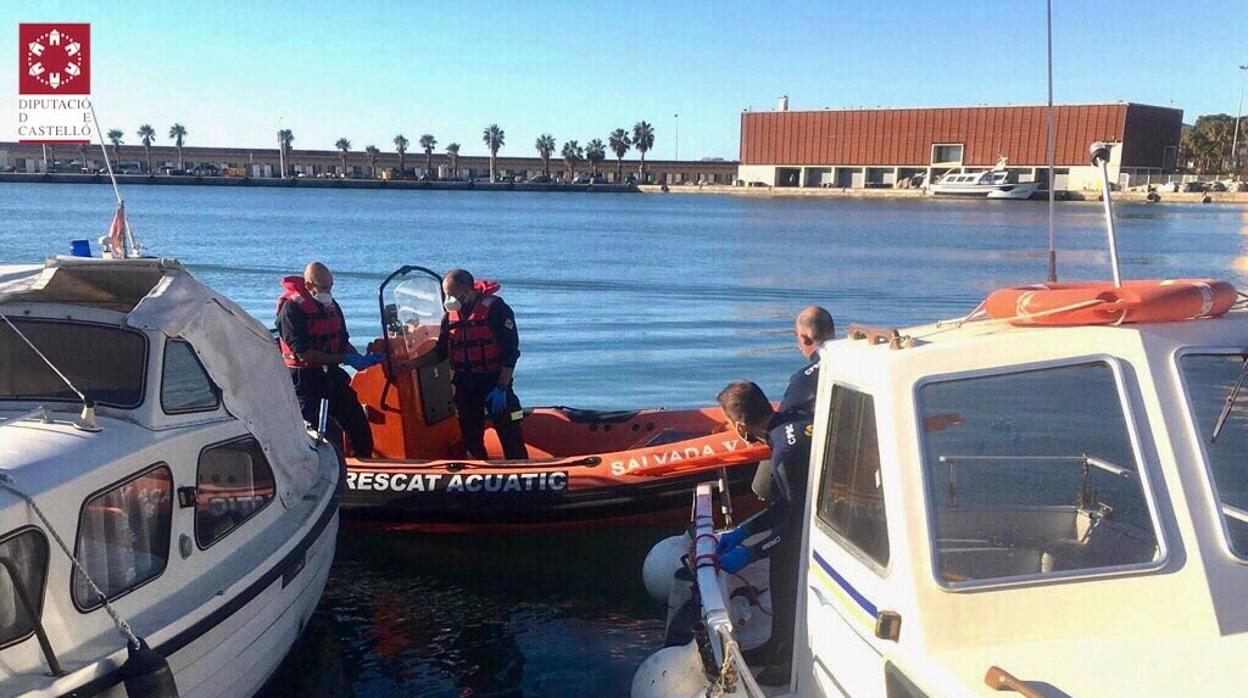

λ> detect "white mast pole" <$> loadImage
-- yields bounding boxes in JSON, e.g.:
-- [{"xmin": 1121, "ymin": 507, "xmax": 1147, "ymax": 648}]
[
  {"xmin": 1091, "ymin": 142, "xmax": 1122, "ymax": 288},
  {"xmin": 88, "ymin": 101, "xmax": 140, "ymax": 257},
  {"xmin": 1046, "ymin": 0, "xmax": 1057, "ymax": 282}
]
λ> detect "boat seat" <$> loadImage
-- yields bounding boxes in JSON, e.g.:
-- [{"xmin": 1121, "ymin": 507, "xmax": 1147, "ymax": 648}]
[{"xmin": 939, "ymin": 543, "xmax": 1044, "ymax": 581}]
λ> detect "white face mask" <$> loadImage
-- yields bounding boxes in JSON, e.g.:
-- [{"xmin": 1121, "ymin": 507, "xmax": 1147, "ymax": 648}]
[
  {"xmin": 443, "ymin": 296, "xmax": 462, "ymax": 312},
  {"xmin": 312, "ymin": 290, "xmax": 334, "ymax": 307}
]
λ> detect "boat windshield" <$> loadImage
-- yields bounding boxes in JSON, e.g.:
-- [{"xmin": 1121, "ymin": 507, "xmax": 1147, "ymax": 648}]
[
  {"xmin": 919, "ymin": 361, "xmax": 1161, "ymax": 586},
  {"xmin": 0, "ymin": 319, "xmax": 147, "ymax": 408},
  {"xmin": 1179, "ymin": 353, "xmax": 1248, "ymax": 558}
]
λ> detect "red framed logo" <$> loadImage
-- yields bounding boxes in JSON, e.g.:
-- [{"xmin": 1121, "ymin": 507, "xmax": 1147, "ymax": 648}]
[{"xmin": 20, "ymin": 23, "xmax": 90, "ymax": 95}]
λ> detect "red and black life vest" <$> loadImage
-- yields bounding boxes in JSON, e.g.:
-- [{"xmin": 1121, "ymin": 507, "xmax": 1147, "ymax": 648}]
[
  {"xmin": 275, "ymin": 275, "xmax": 346, "ymax": 368},
  {"xmin": 446, "ymin": 281, "xmax": 503, "ymax": 374}
]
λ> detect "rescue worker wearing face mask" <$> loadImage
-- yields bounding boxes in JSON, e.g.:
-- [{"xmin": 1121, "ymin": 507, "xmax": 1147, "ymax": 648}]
[
  {"xmin": 410, "ymin": 268, "xmax": 529, "ymax": 460},
  {"xmin": 276, "ymin": 261, "xmax": 382, "ymax": 458},
  {"xmin": 714, "ymin": 380, "xmax": 813, "ymax": 676}
]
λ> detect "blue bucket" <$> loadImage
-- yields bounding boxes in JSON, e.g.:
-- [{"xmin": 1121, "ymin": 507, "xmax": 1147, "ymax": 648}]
[{"xmin": 70, "ymin": 239, "xmax": 92, "ymax": 257}]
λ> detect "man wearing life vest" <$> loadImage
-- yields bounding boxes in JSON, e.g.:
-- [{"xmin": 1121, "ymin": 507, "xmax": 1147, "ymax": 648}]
[
  {"xmin": 715, "ymin": 380, "xmax": 814, "ymax": 679},
  {"xmin": 410, "ymin": 268, "xmax": 529, "ymax": 460},
  {"xmin": 275, "ymin": 262, "xmax": 382, "ymax": 458}
]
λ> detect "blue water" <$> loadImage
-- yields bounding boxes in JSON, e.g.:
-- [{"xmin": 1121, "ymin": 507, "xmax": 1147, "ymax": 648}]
[{"xmin": 3, "ymin": 183, "xmax": 1247, "ymax": 696}]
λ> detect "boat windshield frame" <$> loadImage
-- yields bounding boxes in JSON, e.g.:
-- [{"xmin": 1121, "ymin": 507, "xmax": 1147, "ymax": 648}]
[
  {"xmin": 1173, "ymin": 346, "xmax": 1248, "ymax": 564},
  {"xmin": 912, "ymin": 353, "xmax": 1171, "ymax": 592},
  {"xmin": 0, "ymin": 317, "xmax": 149, "ymax": 409}
]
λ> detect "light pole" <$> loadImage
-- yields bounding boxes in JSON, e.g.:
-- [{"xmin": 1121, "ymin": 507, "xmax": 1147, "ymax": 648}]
[
  {"xmin": 1232, "ymin": 64, "xmax": 1247, "ymax": 179},
  {"xmin": 674, "ymin": 113, "xmax": 679, "ymax": 161}
]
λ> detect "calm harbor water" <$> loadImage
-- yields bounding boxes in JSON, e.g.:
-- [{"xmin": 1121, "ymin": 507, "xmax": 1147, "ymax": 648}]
[{"xmin": 3, "ymin": 183, "xmax": 1247, "ymax": 696}]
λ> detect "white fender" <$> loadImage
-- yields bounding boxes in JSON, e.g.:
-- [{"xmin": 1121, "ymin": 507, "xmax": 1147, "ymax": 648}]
[
  {"xmin": 643, "ymin": 534, "xmax": 689, "ymax": 603},
  {"xmin": 630, "ymin": 640, "xmax": 710, "ymax": 698}
]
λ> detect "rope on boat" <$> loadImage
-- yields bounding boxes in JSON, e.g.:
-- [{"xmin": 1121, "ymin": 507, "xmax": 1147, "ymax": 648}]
[
  {"xmin": 918, "ymin": 298, "xmax": 1110, "ymax": 340},
  {"xmin": 708, "ymin": 624, "xmax": 768, "ymax": 698},
  {"xmin": 0, "ymin": 474, "xmax": 141, "ymax": 649}
]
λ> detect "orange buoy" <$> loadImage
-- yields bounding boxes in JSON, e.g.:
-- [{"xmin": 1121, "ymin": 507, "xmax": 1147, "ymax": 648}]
[{"xmin": 984, "ymin": 279, "xmax": 1239, "ymax": 326}]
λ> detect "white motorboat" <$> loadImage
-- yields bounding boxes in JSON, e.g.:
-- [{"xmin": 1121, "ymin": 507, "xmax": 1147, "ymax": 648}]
[
  {"xmin": 927, "ymin": 157, "xmax": 1041, "ymax": 199},
  {"xmin": 633, "ymin": 145, "xmax": 1248, "ymax": 696},
  {"xmin": 0, "ymin": 257, "xmax": 340, "ymax": 697}
]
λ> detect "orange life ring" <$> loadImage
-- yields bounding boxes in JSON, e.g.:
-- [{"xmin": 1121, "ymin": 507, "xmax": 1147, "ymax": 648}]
[{"xmin": 984, "ymin": 279, "xmax": 1238, "ymax": 326}]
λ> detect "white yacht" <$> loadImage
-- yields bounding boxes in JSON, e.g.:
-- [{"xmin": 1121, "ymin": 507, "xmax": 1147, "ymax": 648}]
[
  {"xmin": 927, "ymin": 157, "xmax": 1041, "ymax": 199},
  {"xmin": 0, "ymin": 257, "xmax": 340, "ymax": 697},
  {"xmin": 633, "ymin": 146, "xmax": 1248, "ymax": 696}
]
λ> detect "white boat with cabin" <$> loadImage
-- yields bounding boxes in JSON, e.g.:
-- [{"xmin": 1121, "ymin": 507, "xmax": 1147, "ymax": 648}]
[
  {"xmin": 0, "ymin": 257, "xmax": 340, "ymax": 697},
  {"xmin": 633, "ymin": 146, "xmax": 1248, "ymax": 696},
  {"xmin": 927, "ymin": 157, "xmax": 1041, "ymax": 199}
]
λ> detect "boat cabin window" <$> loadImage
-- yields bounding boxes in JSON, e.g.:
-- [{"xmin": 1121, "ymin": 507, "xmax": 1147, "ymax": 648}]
[
  {"xmin": 74, "ymin": 465, "xmax": 173, "ymax": 611},
  {"xmin": 816, "ymin": 386, "xmax": 889, "ymax": 568},
  {"xmin": 919, "ymin": 362, "xmax": 1160, "ymax": 586},
  {"xmin": 161, "ymin": 339, "xmax": 220, "ymax": 413},
  {"xmin": 195, "ymin": 437, "xmax": 276, "ymax": 548},
  {"xmin": 0, "ymin": 528, "xmax": 49, "ymax": 649},
  {"xmin": 0, "ymin": 319, "xmax": 146, "ymax": 408},
  {"xmin": 1179, "ymin": 354, "xmax": 1248, "ymax": 559}
]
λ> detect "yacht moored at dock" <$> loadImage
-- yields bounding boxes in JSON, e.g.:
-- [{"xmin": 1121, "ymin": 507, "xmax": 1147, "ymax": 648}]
[
  {"xmin": 0, "ymin": 257, "xmax": 340, "ymax": 697},
  {"xmin": 927, "ymin": 157, "xmax": 1042, "ymax": 199}
]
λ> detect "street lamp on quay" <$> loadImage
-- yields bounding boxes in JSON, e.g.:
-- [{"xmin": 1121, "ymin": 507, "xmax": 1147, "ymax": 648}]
[
  {"xmin": 1233, "ymin": 64, "xmax": 1247, "ymax": 179},
  {"xmin": 674, "ymin": 113, "xmax": 679, "ymax": 161}
]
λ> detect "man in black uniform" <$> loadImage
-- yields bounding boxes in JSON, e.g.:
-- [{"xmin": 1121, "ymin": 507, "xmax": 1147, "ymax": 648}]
[
  {"xmin": 412, "ymin": 268, "xmax": 529, "ymax": 460},
  {"xmin": 715, "ymin": 380, "xmax": 813, "ymax": 677},
  {"xmin": 276, "ymin": 261, "xmax": 382, "ymax": 458},
  {"xmin": 778, "ymin": 305, "xmax": 834, "ymax": 415}
]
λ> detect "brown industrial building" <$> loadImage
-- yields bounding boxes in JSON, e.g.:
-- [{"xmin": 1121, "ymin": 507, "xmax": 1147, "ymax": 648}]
[{"xmin": 737, "ymin": 101, "xmax": 1183, "ymax": 190}]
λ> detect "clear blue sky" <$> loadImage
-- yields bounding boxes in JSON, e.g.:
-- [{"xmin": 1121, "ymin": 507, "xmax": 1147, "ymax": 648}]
[{"xmin": 3, "ymin": 1, "xmax": 1245, "ymax": 159}]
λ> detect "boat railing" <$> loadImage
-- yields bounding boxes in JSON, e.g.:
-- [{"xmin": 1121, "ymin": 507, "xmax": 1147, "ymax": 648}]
[{"xmin": 692, "ymin": 481, "xmax": 768, "ymax": 697}]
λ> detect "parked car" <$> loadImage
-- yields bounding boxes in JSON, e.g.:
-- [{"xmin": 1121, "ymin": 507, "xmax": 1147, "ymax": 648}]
[
  {"xmin": 1181, "ymin": 182, "xmax": 1204, "ymax": 193},
  {"xmin": 624, "ymin": 175, "xmax": 638, "ymax": 185},
  {"xmin": 189, "ymin": 164, "xmax": 221, "ymax": 177},
  {"xmin": 1156, "ymin": 181, "xmax": 1181, "ymax": 193},
  {"xmin": 116, "ymin": 161, "xmax": 145, "ymax": 175},
  {"xmin": 1204, "ymin": 180, "xmax": 1227, "ymax": 192},
  {"xmin": 0, "ymin": 165, "xmax": 16, "ymax": 173},
  {"xmin": 529, "ymin": 174, "xmax": 552, "ymax": 184}
]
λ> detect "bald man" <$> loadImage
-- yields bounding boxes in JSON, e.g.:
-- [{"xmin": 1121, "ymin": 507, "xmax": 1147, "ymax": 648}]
[
  {"xmin": 778, "ymin": 305, "xmax": 834, "ymax": 415},
  {"xmin": 276, "ymin": 262, "xmax": 381, "ymax": 457}
]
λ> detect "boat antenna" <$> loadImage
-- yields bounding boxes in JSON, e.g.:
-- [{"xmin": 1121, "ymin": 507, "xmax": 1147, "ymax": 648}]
[
  {"xmin": 1045, "ymin": 0, "xmax": 1057, "ymax": 282},
  {"xmin": 87, "ymin": 101, "xmax": 141, "ymax": 258},
  {"xmin": 1091, "ymin": 141, "xmax": 1123, "ymax": 287}
]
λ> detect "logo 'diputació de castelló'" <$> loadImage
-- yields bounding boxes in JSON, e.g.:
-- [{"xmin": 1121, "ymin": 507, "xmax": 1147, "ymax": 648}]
[{"xmin": 20, "ymin": 24, "xmax": 91, "ymax": 94}]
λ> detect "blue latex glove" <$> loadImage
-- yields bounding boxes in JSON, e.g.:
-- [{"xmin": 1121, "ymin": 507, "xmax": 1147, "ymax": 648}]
[
  {"xmin": 717, "ymin": 526, "xmax": 749, "ymax": 554},
  {"xmin": 344, "ymin": 353, "xmax": 383, "ymax": 370},
  {"xmin": 363, "ymin": 352, "xmax": 384, "ymax": 367},
  {"xmin": 486, "ymin": 387, "xmax": 508, "ymax": 415},
  {"xmin": 719, "ymin": 545, "xmax": 752, "ymax": 573}
]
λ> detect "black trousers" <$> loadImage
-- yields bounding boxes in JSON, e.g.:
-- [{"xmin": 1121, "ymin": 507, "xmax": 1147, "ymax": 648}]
[
  {"xmin": 764, "ymin": 521, "xmax": 801, "ymax": 662},
  {"xmin": 453, "ymin": 372, "xmax": 529, "ymax": 460},
  {"xmin": 291, "ymin": 366, "xmax": 374, "ymax": 458}
]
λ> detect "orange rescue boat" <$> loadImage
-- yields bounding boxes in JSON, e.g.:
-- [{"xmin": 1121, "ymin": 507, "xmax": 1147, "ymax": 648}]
[{"xmin": 341, "ymin": 266, "xmax": 769, "ymax": 531}]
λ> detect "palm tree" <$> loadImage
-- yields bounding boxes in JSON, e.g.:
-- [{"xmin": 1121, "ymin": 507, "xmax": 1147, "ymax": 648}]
[
  {"xmin": 365, "ymin": 145, "xmax": 380, "ymax": 178},
  {"xmin": 445, "ymin": 143, "xmax": 460, "ymax": 180},
  {"xmin": 278, "ymin": 129, "xmax": 294, "ymax": 177},
  {"xmin": 585, "ymin": 139, "xmax": 606, "ymax": 176},
  {"xmin": 393, "ymin": 134, "xmax": 409, "ymax": 179},
  {"xmin": 561, "ymin": 140, "xmax": 583, "ymax": 182},
  {"xmin": 535, "ymin": 134, "xmax": 556, "ymax": 177},
  {"xmin": 106, "ymin": 129, "xmax": 124, "ymax": 164},
  {"xmin": 632, "ymin": 121, "xmax": 655, "ymax": 182},
  {"xmin": 335, "ymin": 138, "xmax": 351, "ymax": 176},
  {"xmin": 482, "ymin": 124, "xmax": 505, "ymax": 182},
  {"xmin": 419, "ymin": 134, "xmax": 437, "ymax": 178},
  {"xmin": 136, "ymin": 124, "xmax": 156, "ymax": 173},
  {"xmin": 168, "ymin": 123, "xmax": 187, "ymax": 169},
  {"xmin": 609, "ymin": 128, "xmax": 631, "ymax": 181},
  {"xmin": 77, "ymin": 143, "xmax": 88, "ymax": 171}
]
